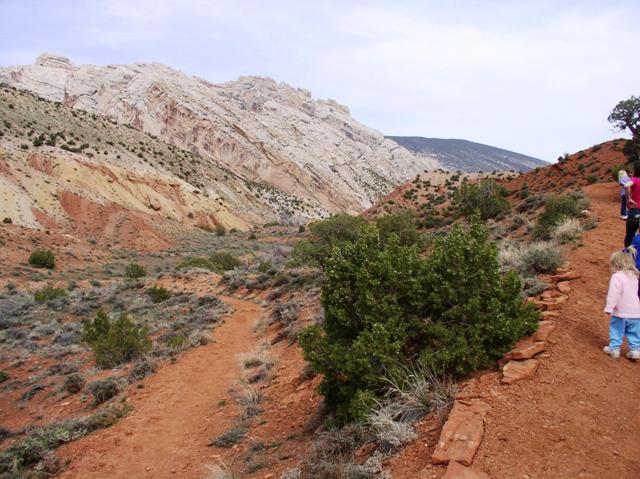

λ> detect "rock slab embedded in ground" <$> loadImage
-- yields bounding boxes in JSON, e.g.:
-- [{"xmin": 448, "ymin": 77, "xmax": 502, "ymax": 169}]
[
  {"xmin": 534, "ymin": 320, "xmax": 556, "ymax": 342},
  {"xmin": 505, "ymin": 337, "xmax": 546, "ymax": 360},
  {"xmin": 442, "ymin": 461, "xmax": 490, "ymax": 479},
  {"xmin": 501, "ymin": 359, "xmax": 539, "ymax": 384},
  {"xmin": 432, "ymin": 400, "xmax": 491, "ymax": 466}
]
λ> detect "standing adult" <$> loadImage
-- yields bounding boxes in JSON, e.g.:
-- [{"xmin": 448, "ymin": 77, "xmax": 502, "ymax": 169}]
[{"xmin": 623, "ymin": 162, "xmax": 640, "ymax": 247}]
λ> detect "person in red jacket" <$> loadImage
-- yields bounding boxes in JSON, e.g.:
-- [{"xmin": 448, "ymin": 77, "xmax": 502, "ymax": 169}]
[{"xmin": 622, "ymin": 162, "xmax": 640, "ymax": 247}]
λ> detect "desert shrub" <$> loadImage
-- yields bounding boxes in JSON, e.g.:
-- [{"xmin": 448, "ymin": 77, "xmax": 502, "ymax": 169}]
[
  {"xmin": 147, "ymin": 286, "xmax": 171, "ymax": 303},
  {"xmin": 0, "ymin": 371, "xmax": 8, "ymax": 383},
  {"xmin": 125, "ymin": 262, "xmax": 146, "ymax": 278},
  {"xmin": 2, "ymin": 217, "xmax": 11, "ymax": 224},
  {"xmin": 0, "ymin": 404, "xmax": 129, "ymax": 473},
  {"xmin": 34, "ymin": 284, "xmax": 66, "ymax": 302},
  {"xmin": 452, "ymin": 178, "xmax": 509, "ymax": 220},
  {"xmin": 215, "ymin": 224, "xmax": 226, "ymax": 236},
  {"xmin": 129, "ymin": 357, "xmax": 158, "ymax": 382},
  {"xmin": 551, "ymin": 218, "xmax": 583, "ymax": 244},
  {"xmin": 375, "ymin": 209, "xmax": 424, "ymax": 248},
  {"xmin": 209, "ymin": 252, "xmax": 242, "ymax": 271},
  {"xmin": 210, "ymin": 424, "xmax": 248, "ymax": 448},
  {"xmin": 586, "ymin": 174, "xmax": 598, "ymax": 184},
  {"xmin": 519, "ymin": 242, "xmax": 564, "ymax": 274},
  {"xmin": 87, "ymin": 378, "xmax": 120, "ymax": 404},
  {"xmin": 533, "ymin": 194, "xmax": 583, "ymax": 239},
  {"xmin": 82, "ymin": 310, "xmax": 151, "ymax": 368},
  {"xmin": 178, "ymin": 252, "xmax": 241, "ymax": 273},
  {"xmin": 62, "ymin": 373, "xmax": 85, "ymax": 394},
  {"xmin": 291, "ymin": 214, "xmax": 366, "ymax": 267},
  {"xmin": 367, "ymin": 406, "xmax": 416, "ymax": 448},
  {"xmin": 300, "ymin": 219, "xmax": 538, "ymax": 422},
  {"xmin": 29, "ymin": 249, "xmax": 55, "ymax": 269}
]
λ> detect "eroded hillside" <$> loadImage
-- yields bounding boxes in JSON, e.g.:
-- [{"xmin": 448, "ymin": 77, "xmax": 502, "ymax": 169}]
[{"xmin": 1, "ymin": 54, "xmax": 441, "ymax": 213}]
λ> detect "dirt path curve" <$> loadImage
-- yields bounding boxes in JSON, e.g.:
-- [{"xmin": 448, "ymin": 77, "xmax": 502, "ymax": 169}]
[
  {"xmin": 475, "ymin": 183, "xmax": 640, "ymax": 478},
  {"xmin": 58, "ymin": 295, "xmax": 261, "ymax": 479}
]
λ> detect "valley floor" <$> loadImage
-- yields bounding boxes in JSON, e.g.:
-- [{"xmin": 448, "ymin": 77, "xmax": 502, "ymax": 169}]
[{"xmin": 57, "ymin": 294, "xmax": 261, "ymax": 479}]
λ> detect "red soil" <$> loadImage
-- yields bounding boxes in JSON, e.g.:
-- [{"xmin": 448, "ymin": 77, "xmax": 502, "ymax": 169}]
[
  {"xmin": 471, "ymin": 182, "xmax": 640, "ymax": 478},
  {"xmin": 58, "ymin": 295, "xmax": 262, "ymax": 479}
]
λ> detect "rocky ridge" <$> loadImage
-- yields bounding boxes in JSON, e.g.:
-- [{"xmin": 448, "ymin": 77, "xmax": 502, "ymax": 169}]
[{"xmin": 1, "ymin": 54, "xmax": 441, "ymax": 214}]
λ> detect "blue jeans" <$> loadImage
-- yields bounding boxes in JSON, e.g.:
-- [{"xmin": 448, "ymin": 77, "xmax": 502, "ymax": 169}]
[{"xmin": 609, "ymin": 316, "xmax": 640, "ymax": 350}]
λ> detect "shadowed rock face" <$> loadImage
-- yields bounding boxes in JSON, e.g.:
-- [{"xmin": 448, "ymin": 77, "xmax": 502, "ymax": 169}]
[{"xmin": 1, "ymin": 54, "xmax": 440, "ymax": 214}]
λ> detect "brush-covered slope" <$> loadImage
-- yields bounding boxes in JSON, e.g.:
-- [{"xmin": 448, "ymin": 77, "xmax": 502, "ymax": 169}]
[
  {"xmin": 0, "ymin": 86, "xmax": 328, "ymax": 247},
  {"xmin": 0, "ymin": 54, "xmax": 441, "ymax": 213},
  {"xmin": 387, "ymin": 136, "xmax": 546, "ymax": 172}
]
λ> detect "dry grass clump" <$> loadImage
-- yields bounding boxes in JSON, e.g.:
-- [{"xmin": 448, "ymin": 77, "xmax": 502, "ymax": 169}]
[
  {"xmin": 499, "ymin": 241, "xmax": 564, "ymax": 276},
  {"xmin": 203, "ymin": 462, "xmax": 237, "ymax": 479},
  {"xmin": 551, "ymin": 217, "xmax": 583, "ymax": 244}
]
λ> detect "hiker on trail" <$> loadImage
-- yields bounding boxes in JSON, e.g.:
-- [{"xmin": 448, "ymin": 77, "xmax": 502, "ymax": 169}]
[
  {"xmin": 603, "ymin": 247, "xmax": 640, "ymax": 360},
  {"xmin": 622, "ymin": 162, "xmax": 640, "ymax": 247},
  {"xmin": 618, "ymin": 170, "xmax": 630, "ymax": 220}
]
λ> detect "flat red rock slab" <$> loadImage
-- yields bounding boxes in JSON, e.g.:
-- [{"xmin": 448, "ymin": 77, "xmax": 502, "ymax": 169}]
[
  {"xmin": 540, "ymin": 310, "xmax": 561, "ymax": 320},
  {"xmin": 557, "ymin": 281, "xmax": 571, "ymax": 294},
  {"xmin": 501, "ymin": 359, "xmax": 539, "ymax": 384},
  {"xmin": 504, "ymin": 338, "xmax": 546, "ymax": 360},
  {"xmin": 432, "ymin": 399, "xmax": 491, "ymax": 466},
  {"xmin": 534, "ymin": 320, "xmax": 556, "ymax": 342},
  {"xmin": 442, "ymin": 461, "xmax": 490, "ymax": 479},
  {"xmin": 550, "ymin": 271, "xmax": 581, "ymax": 282}
]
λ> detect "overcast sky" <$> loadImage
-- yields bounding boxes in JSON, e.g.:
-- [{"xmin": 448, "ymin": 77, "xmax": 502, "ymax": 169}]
[{"xmin": 2, "ymin": 0, "xmax": 639, "ymax": 161}]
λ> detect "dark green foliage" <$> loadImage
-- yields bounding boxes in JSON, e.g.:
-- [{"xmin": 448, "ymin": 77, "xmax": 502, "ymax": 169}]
[
  {"xmin": 608, "ymin": 96, "xmax": 640, "ymax": 141},
  {"xmin": 0, "ymin": 371, "xmax": 8, "ymax": 383},
  {"xmin": 298, "ymin": 224, "xmax": 306, "ymax": 233},
  {"xmin": 452, "ymin": 178, "xmax": 509, "ymax": 220},
  {"xmin": 125, "ymin": 262, "xmax": 146, "ymax": 278},
  {"xmin": 63, "ymin": 373, "xmax": 85, "ymax": 394},
  {"xmin": 375, "ymin": 209, "xmax": 424, "ymax": 248},
  {"xmin": 586, "ymin": 174, "xmax": 598, "ymax": 184},
  {"xmin": 87, "ymin": 378, "xmax": 120, "ymax": 404},
  {"xmin": 533, "ymin": 194, "xmax": 582, "ymax": 239},
  {"xmin": 2, "ymin": 217, "xmax": 11, "ymax": 224},
  {"xmin": 34, "ymin": 283, "xmax": 66, "ymax": 302},
  {"xmin": 177, "ymin": 252, "xmax": 241, "ymax": 273},
  {"xmin": 215, "ymin": 224, "xmax": 226, "ymax": 236},
  {"xmin": 147, "ymin": 286, "xmax": 171, "ymax": 303},
  {"xmin": 299, "ymin": 219, "xmax": 538, "ymax": 423},
  {"xmin": 28, "ymin": 249, "xmax": 55, "ymax": 269},
  {"xmin": 82, "ymin": 311, "xmax": 151, "ymax": 368},
  {"xmin": 291, "ymin": 214, "xmax": 366, "ymax": 267},
  {"xmin": 0, "ymin": 404, "xmax": 130, "ymax": 473}
]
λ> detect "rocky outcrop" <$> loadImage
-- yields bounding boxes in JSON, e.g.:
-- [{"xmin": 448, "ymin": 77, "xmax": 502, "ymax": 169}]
[{"xmin": 0, "ymin": 54, "xmax": 440, "ymax": 214}]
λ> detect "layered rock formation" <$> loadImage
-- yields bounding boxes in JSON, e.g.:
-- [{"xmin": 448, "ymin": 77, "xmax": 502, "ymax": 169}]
[{"xmin": 1, "ymin": 54, "xmax": 440, "ymax": 214}]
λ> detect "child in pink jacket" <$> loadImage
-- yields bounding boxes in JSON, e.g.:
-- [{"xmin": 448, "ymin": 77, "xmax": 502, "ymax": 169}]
[{"xmin": 604, "ymin": 248, "xmax": 640, "ymax": 359}]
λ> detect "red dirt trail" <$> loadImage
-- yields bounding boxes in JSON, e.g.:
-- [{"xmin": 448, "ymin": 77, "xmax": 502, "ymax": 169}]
[
  {"xmin": 474, "ymin": 183, "xmax": 640, "ymax": 478},
  {"xmin": 58, "ymin": 296, "xmax": 261, "ymax": 479}
]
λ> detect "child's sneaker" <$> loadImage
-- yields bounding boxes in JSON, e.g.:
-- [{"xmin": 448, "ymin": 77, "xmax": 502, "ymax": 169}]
[
  {"xmin": 626, "ymin": 350, "xmax": 640, "ymax": 360},
  {"xmin": 621, "ymin": 215, "xmax": 628, "ymax": 220},
  {"xmin": 603, "ymin": 346, "xmax": 621, "ymax": 358}
]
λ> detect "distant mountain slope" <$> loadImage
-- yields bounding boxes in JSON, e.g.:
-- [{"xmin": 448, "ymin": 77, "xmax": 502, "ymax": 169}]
[
  {"xmin": 0, "ymin": 54, "xmax": 440, "ymax": 214},
  {"xmin": 386, "ymin": 136, "xmax": 547, "ymax": 172}
]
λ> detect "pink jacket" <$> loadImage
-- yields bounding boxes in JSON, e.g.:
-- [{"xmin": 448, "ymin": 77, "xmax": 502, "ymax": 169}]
[{"xmin": 604, "ymin": 271, "xmax": 640, "ymax": 318}]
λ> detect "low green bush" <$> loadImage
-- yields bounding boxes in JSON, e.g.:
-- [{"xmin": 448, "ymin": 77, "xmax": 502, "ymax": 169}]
[
  {"xmin": 177, "ymin": 252, "xmax": 241, "ymax": 273},
  {"xmin": 125, "ymin": 262, "xmax": 146, "ymax": 278},
  {"xmin": 147, "ymin": 286, "xmax": 171, "ymax": 303},
  {"xmin": 533, "ymin": 194, "xmax": 583, "ymax": 239},
  {"xmin": 452, "ymin": 178, "xmax": 509, "ymax": 220},
  {"xmin": 300, "ymin": 218, "xmax": 538, "ymax": 423},
  {"xmin": 87, "ymin": 378, "xmax": 120, "ymax": 405},
  {"xmin": 82, "ymin": 311, "xmax": 151, "ymax": 368},
  {"xmin": 215, "ymin": 224, "xmax": 226, "ymax": 236},
  {"xmin": 29, "ymin": 249, "xmax": 55, "ymax": 269},
  {"xmin": 2, "ymin": 217, "xmax": 11, "ymax": 224},
  {"xmin": 34, "ymin": 284, "xmax": 66, "ymax": 302},
  {"xmin": 63, "ymin": 373, "xmax": 85, "ymax": 394}
]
